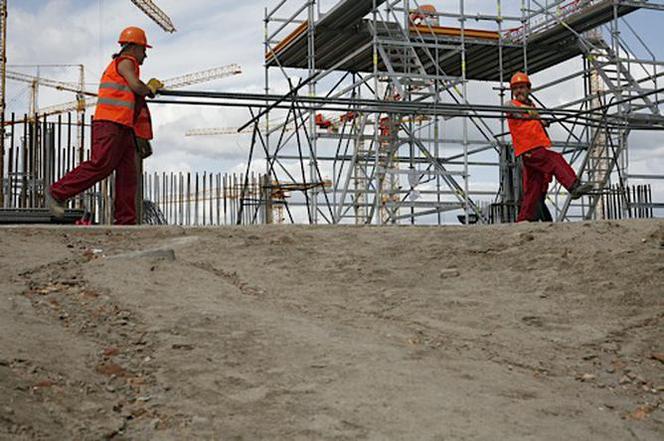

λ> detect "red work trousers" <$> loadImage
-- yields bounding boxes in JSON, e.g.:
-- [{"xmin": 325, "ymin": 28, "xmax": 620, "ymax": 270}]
[
  {"xmin": 50, "ymin": 121, "xmax": 137, "ymax": 225},
  {"xmin": 522, "ymin": 166, "xmax": 553, "ymax": 222},
  {"xmin": 517, "ymin": 147, "xmax": 577, "ymax": 222}
]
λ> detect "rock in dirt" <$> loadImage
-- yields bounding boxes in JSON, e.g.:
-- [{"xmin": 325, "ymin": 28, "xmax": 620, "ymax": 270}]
[
  {"xmin": 628, "ymin": 405, "xmax": 655, "ymax": 421},
  {"xmin": 95, "ymin": 362, "xmax": 127, "ymax": 377},
  {"xmin": 191, "ymin": 415, "xmax": 211, "ymax": 429},
  {"xmin": 520, "ymin": 233, "xmax": 535, "ymax": 242},
  {"xmin": 107, "ymin": 248, "xmax": 176, "ymax": 262},
  {"xmin": 619, "ymin": 375, "xmax": 631, "ymax": 385},
  {"xmin": 577, "ymin": 373, "xmax": 596, "ymax": 382},
  {"xmin": 650, "ymin": 352, "xmax": 664, "ymax": 364},
  {"xmin": 103, "ymin": 347, "xmax": 120, "ymax": 357},
  {"xmin": 440, "ymin": 269, "xmax": 460, "ymax": 279}
]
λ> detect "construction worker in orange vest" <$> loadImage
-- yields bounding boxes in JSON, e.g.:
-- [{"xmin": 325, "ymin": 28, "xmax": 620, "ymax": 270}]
[
  {"xmin": 507, "ymin": 72, "xmax": 592, "ymax": 222},
  {"xmin": 47, "ymin": 26, "xmax": 164, "ymax": 225}
]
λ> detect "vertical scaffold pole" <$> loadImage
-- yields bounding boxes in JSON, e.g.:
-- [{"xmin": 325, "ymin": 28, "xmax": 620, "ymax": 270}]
[
  {"xmin": 371, "ymin": 0, "xmax": 381, "ymax": 225},
  {"xmin": 497, "ymin": 0, "xmax": 514, "ymax": 222},
  {"xmin": 264, "ymin": 6, "xmax": 272, "ymax": 223},
  {"xmin": 460, "ymin": 0, "xmax": 470, "ymax": 224},
  {"xmin": 307, "ymin": 0, "xmax": 318, "ymax": 223},
  {"xmin": 522, "ymin": 0, "xmax": 529, "ymax": 73}
]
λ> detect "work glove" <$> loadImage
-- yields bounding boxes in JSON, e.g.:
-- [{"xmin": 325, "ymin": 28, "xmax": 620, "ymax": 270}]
[
  {"xmin": 147, "ymin": 78, "xmax": 165, "ymax": 96},
  {"xmin": 136, "ymin": 138, "xmax": 153, "ymax": 159}
]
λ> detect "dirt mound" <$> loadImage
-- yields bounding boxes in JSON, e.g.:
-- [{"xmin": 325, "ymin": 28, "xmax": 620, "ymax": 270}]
[{"xmin": 1, "ymin": 220, "xmax": 663, "ymax": 440}]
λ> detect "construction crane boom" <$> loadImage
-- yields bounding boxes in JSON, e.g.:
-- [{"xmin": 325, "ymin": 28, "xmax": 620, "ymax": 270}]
[
  {"xmin": 165, "ymin": 64, "xmax": 242, "ymax": 89},
  {"xmin": 38, "ymin": 96, "xmax": 94, "ymax": 116},
  {"xmin": 36, "ymin": 64, "xmax": 242, "ymax": 116},
  {"xmin": 186, "ymin": 112, "xmax": 428, "ymax": 138},
  {"xmin": 186, "ymin": 128, "xmax": 241, "ymax": 136},
  {"xmin": 129, "ymin": 0, "xmax": 176, "ymax": 33},
  {"xmin": 186, "ymin": 118, "xmax": 296, "ymax": 137},
  {"xmin": 6, "ymin": 69, "xmax": 93, "ymax": 96}
]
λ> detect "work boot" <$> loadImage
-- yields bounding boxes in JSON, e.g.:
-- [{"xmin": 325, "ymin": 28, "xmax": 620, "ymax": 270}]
[
  {"xmin": 46, "ymin": 190, "xmax": 66, "ymax": 219},
  {"xmin": 569, "ymin": 180, "xmax": 593, "ymax": 200}
]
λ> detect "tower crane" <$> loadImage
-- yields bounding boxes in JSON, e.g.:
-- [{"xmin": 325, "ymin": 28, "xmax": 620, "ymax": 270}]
[
  {"xmin": 6, "ymin": 66, "xmax": 90, "ymax": 115},
  {"xmin": 6, "ymin": 65, "xmax": 88, "ymax": 166}
]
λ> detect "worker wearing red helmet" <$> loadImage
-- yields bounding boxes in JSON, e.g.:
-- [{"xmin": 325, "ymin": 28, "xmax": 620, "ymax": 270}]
[
  {"xmin": 47, "ymin": 27, "xmax": 164, "ymax": 225},
  {"xmin": 507, "ymin": 71, "xmax": 592, "ymax": 222}
]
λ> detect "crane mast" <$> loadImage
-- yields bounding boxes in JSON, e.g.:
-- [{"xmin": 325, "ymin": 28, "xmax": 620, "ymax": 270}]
[{"xmin": 0, "ymin": 0, "xmax": 6, "ymax": 207}]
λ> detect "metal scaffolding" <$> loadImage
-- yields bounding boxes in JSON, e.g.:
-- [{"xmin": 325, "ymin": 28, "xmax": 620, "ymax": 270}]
[{"xmin": 253, "ymin": 0, "xmax": 664, "ymax": 224}]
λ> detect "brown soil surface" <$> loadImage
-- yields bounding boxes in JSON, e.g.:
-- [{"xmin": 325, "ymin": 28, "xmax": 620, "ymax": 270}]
[{"xmin": 1, "ymin": 220, "xmax": 663, "ymax": 440}]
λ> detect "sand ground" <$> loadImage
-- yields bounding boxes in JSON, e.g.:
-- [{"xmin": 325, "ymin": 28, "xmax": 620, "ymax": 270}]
[{"xmin": 1, "ymin": 220, "xmax": 663, "ymax": 440}]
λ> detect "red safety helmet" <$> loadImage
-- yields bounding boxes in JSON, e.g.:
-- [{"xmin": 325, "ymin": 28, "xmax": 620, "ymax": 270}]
[
  {"xmin": 510, "ymin": 71, "xmax": 531, "ymax": 89},
  {"xmin": 118, "ymin": 26, "xmax": 152, "ymax": 48}
]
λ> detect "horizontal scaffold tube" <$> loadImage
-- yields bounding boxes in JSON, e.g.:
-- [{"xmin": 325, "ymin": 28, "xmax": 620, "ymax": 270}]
[{"xmin": 151, "ymin": 87, "xmax": 664, "ymax": 132}]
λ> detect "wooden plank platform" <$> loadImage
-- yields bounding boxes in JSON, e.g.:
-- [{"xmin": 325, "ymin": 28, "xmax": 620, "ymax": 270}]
[{"xmin": 0, "ymin": 208, "xmax": 85, "ymax": 225}]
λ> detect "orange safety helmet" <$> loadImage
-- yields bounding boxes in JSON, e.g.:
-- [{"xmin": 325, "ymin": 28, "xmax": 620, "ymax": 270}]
[
  {"xmin": 418, "ymin": 4, "xmax": 437, "ymax": 14},
  {"xmin": 118, "ymin": 26, "xmax": 152, "ymax": 48},
  {"xmin": 510, "ymin": 71, "xmax": 531, "ymax": 89},
  {"xmin": 410, "ymin": 4, "xmax": 437, "ymax": 22}
]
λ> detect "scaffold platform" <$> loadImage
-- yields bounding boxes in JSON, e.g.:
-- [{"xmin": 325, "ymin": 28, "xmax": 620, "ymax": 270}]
[{"xmin": 266, "ymin": 0, "xmax": 640, "ymax": 81}]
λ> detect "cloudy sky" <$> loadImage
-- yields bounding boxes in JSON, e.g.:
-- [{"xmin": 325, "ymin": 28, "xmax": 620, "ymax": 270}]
[{"xmin": 6, "ymin": 0, "xmax": 664, "ymax": 219}]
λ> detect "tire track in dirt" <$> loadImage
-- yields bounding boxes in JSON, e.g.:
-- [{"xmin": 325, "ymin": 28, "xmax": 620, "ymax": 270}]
[
  {"xmin": 188, "ymin": 260, "xmax": 266, "ymax": 297},
  {"xmin": 13, "ymin": 255, "xmax": 188, "ymax": 439}
]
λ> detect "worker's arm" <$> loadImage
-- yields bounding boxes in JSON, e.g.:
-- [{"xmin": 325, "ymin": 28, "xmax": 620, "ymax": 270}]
[
  {"xmin": 117, "ymin": 59, "xmax": 153, "ymax": 98},
  {"xmin": 507, "ymin": 101, "xmax": 546, "ymax": 122},
  {"xmin": 506, "ymin": 102, "xmax": 529, "ymax": 120},
  {"xmin": 524, "ymin": 105, "xmax": 552, "ymax": 127}
]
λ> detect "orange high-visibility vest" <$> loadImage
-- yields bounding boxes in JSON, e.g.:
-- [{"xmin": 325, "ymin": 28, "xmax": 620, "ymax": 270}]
[
  {"xmin": 507, "ymin": 99, "xmax": 551, "ymax": 157},
  {"xmin": 94, "ymin": 55, "xmax": 140, "ymax": 127}
]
